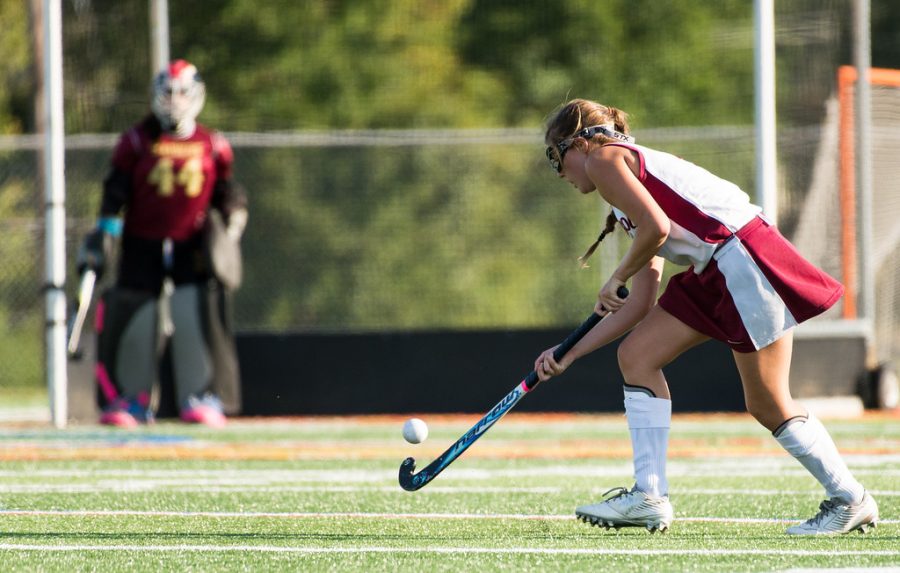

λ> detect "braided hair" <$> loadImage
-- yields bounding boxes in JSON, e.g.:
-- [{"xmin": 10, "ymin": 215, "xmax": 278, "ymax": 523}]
[
  {"xmin": 578, "ymin": 210, "xmax": 618, "ymax": 268},
  {"xmin": 544, "ymin": 99, "xmax": 631, "ymax": 268}
]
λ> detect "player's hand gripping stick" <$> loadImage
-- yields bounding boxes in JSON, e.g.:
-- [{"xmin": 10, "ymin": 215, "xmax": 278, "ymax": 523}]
[{"xmin": 399, "ymin": 286, "xmax": 629, "ymax": 491}]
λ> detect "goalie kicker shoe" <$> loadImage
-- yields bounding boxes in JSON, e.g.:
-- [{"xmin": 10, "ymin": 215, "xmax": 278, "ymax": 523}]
[
  {"xmin": 786, "ymin": 492, "xmax": 878, "ymax": 535},
  {"xmin": 99, "ymin": 396, "xmax": 154, "ymax": 428},
  {"xmin": 576, "ymin": 486, "xmax": 674, "ymax": 533},
  {"xmin": 180, "ymin": 392, "xmax": 227, "ymax": 428}
]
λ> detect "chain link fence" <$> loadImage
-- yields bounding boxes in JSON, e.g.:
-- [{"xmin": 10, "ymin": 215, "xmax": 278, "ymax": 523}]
[{"xmin": 6, "ymin": 0, "xmax": 888, "ymax": 395}]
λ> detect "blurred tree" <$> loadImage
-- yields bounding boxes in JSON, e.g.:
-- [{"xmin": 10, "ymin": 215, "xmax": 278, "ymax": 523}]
[
  {"xmin": 457, "ymin": 0, "xmax": 753, "ymax": 127},
  {"xmin": 173, "ymin": 0, "xmax": 507, "ymax": 130},
  {"xmin": 60, "ymin": 0, "xmax": 151, "ymax": 132},
  {"xmin": 0, "ymin": 0, "xmax": 32, "ymax": 134},
  {"xmin": 2, "ymin": 0, "xmax": 899, "ymax": 336},
  {"xmin": 0, "ymin": 0, "xmax": 896, "ymax": 134}
]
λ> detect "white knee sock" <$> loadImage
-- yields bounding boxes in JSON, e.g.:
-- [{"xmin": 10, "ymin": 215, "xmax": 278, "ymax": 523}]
[
  {"xmin": 774, "ymin": 412, "xmax": 865, "ymax": 504},
  {"xmin": 624, "ymin": 386, "xmax": 671, "ymax": 498}
]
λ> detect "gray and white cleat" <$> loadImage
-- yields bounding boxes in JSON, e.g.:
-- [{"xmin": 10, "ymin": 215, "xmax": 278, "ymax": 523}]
[
  {"xmin": 786, "ymin": 492, "xmax": 879, "ymax": 535},
  {"xmin": 576, "ymin": 486, "xmax": 673, "ymax": 533}
]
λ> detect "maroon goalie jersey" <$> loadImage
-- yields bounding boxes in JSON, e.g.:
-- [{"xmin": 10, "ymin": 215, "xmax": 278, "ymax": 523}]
[{"xmin": 112, "ymin": 122, "xmax": 234, "ymax": 241}]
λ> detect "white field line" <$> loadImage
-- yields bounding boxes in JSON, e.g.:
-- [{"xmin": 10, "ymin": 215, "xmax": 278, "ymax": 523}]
[
  {"xmin": 0, "ymin": 457, "xmax": 896, "ymax": 480},
  {"xmin": 1, "ymin": 509, "xmax": 898, "ymax": 525},
  {"xmin": 3, "ymin": 438, "xmax": 898, "ymax": 454},
  {"xmin": 2, "ymin": 468, "xmax": 896, "ymax": 481},
  {"xmin": 0, "ymin": 484, "xmax": 560, "ymax": 494},
  {"xmin": 0, "ymin": 543, "xmax": 897, "ymax": 557},
  {"xmin": 4, "ymin": 418, "xmax": 899, "ymax": 432},
  {"xmin": 231, "ymin": 415, "xmax": 893, "ymax": 428},
  {"xmin": 5, "ymin": 415, "xmax": 896, "ymax": 434},
  {"xmin": 1, "ymin": 482, "xmax": 898, "ymax": 498}
]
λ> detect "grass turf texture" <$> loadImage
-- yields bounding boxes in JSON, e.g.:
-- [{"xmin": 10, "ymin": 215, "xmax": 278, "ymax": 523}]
[{"xmin": 0, "ymin": 413, "xmax": 897, "ymax": 572}]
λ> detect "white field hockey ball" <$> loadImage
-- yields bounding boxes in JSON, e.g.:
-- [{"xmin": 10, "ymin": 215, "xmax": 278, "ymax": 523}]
[{"xmin": 402, "ymin": 418, "xmax": 428, "ymax": 444}]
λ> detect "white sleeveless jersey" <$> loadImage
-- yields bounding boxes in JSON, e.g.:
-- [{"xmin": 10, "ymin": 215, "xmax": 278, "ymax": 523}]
[{"xmin": 608, "ymin": 143, "xmax": 761, "ymax": 273}]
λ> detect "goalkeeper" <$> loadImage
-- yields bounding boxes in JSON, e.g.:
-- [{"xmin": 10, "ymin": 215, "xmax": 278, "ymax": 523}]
[{"xmin": 77, "ymin": 60, "xmax": 247, "ymax": 427}]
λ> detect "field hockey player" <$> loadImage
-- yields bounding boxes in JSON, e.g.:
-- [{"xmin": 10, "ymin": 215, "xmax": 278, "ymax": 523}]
[{"xmin": 534, "ymin": 98, "xmax": 879, "ymax": 535}]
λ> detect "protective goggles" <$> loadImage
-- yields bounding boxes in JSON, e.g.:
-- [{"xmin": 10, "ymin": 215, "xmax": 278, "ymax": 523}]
[{"xmin": 545, "ymin": 125, "xmax": 635, "ymax": 173}]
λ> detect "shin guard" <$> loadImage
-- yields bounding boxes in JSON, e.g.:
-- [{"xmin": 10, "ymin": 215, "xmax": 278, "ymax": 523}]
[
  {"xmin": 774, "ymin": 413, "xmax": 865, "ymax": 504},
  {"xmin": 624, "ymin": 386, "xmax": 672, "ymax": 497}
]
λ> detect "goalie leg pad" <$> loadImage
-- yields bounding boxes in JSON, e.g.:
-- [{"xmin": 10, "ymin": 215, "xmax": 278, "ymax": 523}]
[
  {"xmin": 95, "ymin": 288, "xmax": 159, "ymax": 407},
  {"xmin": 201, "ymin": 282, "xmax": 242, "ymax": 414},
  {"xmin": 170, "ymin": 284, "xmax": 214, "ymax": 406}
]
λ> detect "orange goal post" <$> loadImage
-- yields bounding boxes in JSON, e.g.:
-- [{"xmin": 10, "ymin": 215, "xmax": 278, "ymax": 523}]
[
  {"xmin": 834, "ymin": 66, "xmax": 900, "ymax": 377},
  {"xmin": 789, "ymin": 65, "xmax": 900, "ymax": 406},
  {"xmin": 837, "ymin": 66, "xmax": 900, "ymax": 320}
]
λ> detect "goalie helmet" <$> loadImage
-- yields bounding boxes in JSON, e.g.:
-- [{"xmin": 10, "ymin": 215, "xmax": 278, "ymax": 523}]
[{"xmin": 151, "ymin": 59, "xmax": 206, "ymax": 137}]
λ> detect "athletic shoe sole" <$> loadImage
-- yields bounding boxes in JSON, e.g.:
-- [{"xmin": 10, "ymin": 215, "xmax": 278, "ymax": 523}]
[{"xmin": 576, "ymin": 511, "xmax": 671, "ymax": 533}]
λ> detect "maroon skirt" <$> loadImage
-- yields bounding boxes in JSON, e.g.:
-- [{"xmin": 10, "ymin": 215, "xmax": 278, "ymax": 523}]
[{"xmin": 658, "ymin": 217, "xmax": 843, "ymax": 352}]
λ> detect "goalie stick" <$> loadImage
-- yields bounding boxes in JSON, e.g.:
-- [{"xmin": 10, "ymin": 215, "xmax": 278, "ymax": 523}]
[
  {"xmin": 399, "ymin": 286, "xmax": 628, "ymax": 491},
  {"xmin": 67, "ymin": 269, "xmax": 97, "ymax": 359}
]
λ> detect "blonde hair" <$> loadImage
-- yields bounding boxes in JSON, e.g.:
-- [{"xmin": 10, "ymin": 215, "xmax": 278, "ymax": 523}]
[
  {"xmin": 544, "ymin": 99, "xmax": 631, "ymax": 268},
  {"xmin": 544, "ymin": 99, "xmax": 630, "ymax": 147}
]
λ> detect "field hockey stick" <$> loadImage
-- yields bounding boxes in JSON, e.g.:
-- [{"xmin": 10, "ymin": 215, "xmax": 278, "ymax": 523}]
[
  {"xmin": 399, "ymin": 286, "xmax": 629, "ymax": 492},
  {"xmin": 67, "ymin": 269, "xmax": 97, "ymax": 358}
]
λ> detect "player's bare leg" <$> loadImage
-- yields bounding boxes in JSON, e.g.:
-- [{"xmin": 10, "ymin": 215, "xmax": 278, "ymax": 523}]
[
  {"xmin": 577, "ymin": 306, "xmax": 707, "ymax": 533},
  {"xmin": 732, "ymin": 333, "xmax": 803, "ymax": 431},
  {"xmin": 733, "ymin": 334, "xmax": 878, "ymax": 534},
  {"xmin": 617, "ymin": 305, "xmax": 710, "ymax": 399}
]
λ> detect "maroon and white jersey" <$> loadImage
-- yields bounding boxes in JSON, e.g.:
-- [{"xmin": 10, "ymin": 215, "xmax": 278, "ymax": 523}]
[
  {"xmin": 112, "ymin": 122, "xmax": 234, "ymax": 241},
  {"xmin": 608, "ymin": 142, "xmax": 761, "ymax": 274},
  {"xmin": 604, "ymin": 142, "xmax": 842, "ymax": 351}
]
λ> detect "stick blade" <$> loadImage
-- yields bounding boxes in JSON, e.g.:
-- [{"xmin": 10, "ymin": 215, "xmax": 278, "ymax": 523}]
[{"xmin": 398, "ymin": 457, "xmax": 422, "ymax": 491}]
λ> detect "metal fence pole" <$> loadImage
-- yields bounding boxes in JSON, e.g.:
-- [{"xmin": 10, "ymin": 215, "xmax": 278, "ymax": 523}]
[{"xmin": 43, "ymin": 0, "xmax": 67, "ymax": 428}]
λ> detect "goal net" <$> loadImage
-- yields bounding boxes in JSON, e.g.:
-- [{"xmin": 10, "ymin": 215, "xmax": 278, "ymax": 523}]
[{"xmin": 792, "ymin": 66, "xmax": 900, "ymax": 370}]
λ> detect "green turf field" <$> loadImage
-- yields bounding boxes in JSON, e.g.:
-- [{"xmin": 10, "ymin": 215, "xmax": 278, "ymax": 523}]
[{"xmin": 0, "ymin": 412, "xmax": 897, "ymax": 572}]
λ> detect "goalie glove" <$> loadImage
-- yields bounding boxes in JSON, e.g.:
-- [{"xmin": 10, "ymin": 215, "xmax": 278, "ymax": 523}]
[{"xmin": 76, "ymin": 217, "xmax": 120, "ymax": 280}]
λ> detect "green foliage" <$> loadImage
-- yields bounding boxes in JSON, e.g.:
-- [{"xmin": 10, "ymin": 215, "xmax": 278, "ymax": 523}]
[
  {"xmin": 456, "ymin": 0, "xmax": 754, "ymax": 127},
  {"xmin": 3, "ymin": 0, "xmax": 896, "ymax": 344},
  {"xmin": 0, "ymin": 0, "xmax": 31, "ymax": 134},
  {"xmin": 0, "ymin": 0, "xmax": 762, "ymax": 342},
  {"xmin": 0, "ymin": 173, "xmax": 43, "ymax": 386},
  {"xmin": 163, "ymin": 0, "xmax": 761, "ymax": 330},
  {"xmin": 204, "ymin": 1, "xmax": 511, "ymax": 129},
  {"xmin": 175, "ymin": 0, "xmax": 754, "ymax": 131},
  {"xmin": 233, "ymin": 141, "xmax": 600, "ymax": 330}
]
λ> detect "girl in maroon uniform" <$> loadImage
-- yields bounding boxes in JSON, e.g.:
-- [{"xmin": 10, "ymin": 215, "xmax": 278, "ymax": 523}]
[{"xmin": 535, "ymin": 99, "xmax": 877, "ymax": 535}]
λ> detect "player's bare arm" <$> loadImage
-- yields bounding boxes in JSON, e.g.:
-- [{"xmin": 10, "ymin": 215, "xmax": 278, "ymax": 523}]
[
  {"xmin": 586, "ymin": 146, "xmax": 669, "ymax": 312},
  {"xmin": 535, "ymin": 258, "xmax": 663, "ymax": 382}
]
